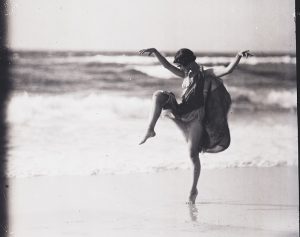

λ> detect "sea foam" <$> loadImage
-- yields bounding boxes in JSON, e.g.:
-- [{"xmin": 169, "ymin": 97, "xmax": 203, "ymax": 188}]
[
  {"xmin": 6, "ymin": 92, "xmax": 298, "ymax": 177},
  {"xmin": 7, "ymin": 88, "xmax": 297, "ymax": 128}
]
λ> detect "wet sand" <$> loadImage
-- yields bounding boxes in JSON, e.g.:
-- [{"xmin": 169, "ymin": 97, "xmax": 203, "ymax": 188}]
[{"xmin": 9, "ymin": 167, "xmax": 299, "ymax": 237}]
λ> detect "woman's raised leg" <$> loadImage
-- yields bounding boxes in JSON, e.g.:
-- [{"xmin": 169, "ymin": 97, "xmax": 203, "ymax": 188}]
[
  {"xmin": 139, "ymin": 91, "xmax": 169, "ymax": 145},
  {"xmin": 186, "ymin": 120, "xmax": 203, "ymax": 204}
]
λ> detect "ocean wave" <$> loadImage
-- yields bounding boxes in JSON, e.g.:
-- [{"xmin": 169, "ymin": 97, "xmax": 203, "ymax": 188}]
[
  {"xmin": 130, "ymin": 65, "xmax": 175, "ymax": 79},
  {"xmin": 75, "ymin": 55, "xmax": 296, "ymax": 65},
  {"xmin": 14, "ymin": 54, "xmax": 296, "ymax": 66},
  {"xmin": 7, "ymin": 88, "xmax": 296, "ymax": 130},
  {"xmin": 14, "ymin": 54, "xmax": 158, "ymax": 66},
  {"xmin": 6, "ymin": 92, "xmax": 152, "ymax": 125},
  {"xmin": 127, "ymin": 62, "xmax": 296, "ymax": 81},
  {"xmin": 262, "ymin": 90, "xmax": 297, "ymax": 109},
  {"xmin": 6, "ymin": 87, "xmax": 297, "ymax": 124},
  {"xmin": 228, "ymin": 87, "xmax": 297, "ymax": 110},
  {"xmin": 195, "ymin": 55, "xmax": 296, "ymax": 65},
  {"xmin": 6, "ymin": 92, "xmax": 297, "ymax": 178},
  {"xmin": 128, "ymin": 65, "xmax": 235, "ymax": 80}
]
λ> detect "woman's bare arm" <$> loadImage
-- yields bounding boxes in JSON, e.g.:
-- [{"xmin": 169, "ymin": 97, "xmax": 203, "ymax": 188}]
[
  {"xmin": 139, "ymin": 48, "xmax": 185, "ymax": 78},
  {"xmin": 205, "ymin": 50, "xmax": 253, "ymax": 78}
]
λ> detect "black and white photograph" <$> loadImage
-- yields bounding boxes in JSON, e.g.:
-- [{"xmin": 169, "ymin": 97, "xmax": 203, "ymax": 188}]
[{"xmin": 1, "ymin": 0, "xmax": 298, "ymax": 236}]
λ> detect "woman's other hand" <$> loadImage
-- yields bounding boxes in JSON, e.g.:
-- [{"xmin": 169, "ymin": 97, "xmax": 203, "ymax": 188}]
[
  {"xmin": 238, "ymin": 50, "xmax": 253, "ymax": 58},
  {"xmin": 139, "ymin": 48, "xmax": 157, "ymax": 56}
]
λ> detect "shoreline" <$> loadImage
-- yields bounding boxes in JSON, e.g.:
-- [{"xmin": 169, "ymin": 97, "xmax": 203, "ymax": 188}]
[{"xmin": 8, "ymin": 167, "xmax": 299, "ymax": 237}]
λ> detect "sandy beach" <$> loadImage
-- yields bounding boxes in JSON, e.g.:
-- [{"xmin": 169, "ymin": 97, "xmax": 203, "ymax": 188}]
[{"xmin": 8, "ymin": 167, "xmax": 298, "ymax": 237}]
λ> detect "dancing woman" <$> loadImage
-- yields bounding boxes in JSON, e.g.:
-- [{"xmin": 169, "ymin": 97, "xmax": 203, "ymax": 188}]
[{"xmin": 139, "ymin": 48, "xmax": 252, "ymax": 203}]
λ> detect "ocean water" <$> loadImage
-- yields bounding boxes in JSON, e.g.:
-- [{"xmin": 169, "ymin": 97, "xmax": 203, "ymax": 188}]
[{"xmin": 6, "ymin": 51, "xmax": 298, "ymax": 177}]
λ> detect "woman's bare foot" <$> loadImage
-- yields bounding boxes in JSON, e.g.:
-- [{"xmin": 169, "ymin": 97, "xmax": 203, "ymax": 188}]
[
  {"xmin": 139, "ymin": 129, "xmax": 156, "ymax": 145},
  {"xmin": 188, "ymin": 189, "xmax": 198, "ymax": 204}
]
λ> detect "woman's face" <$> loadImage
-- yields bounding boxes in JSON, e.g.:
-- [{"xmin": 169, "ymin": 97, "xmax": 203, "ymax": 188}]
[
  {"xmin": 176, "ymin": 63, "xmax": 189, "ymax": 75},
  {"xmin": 176, "ymin": 62, "xmax": 200, "ymax": 77}
]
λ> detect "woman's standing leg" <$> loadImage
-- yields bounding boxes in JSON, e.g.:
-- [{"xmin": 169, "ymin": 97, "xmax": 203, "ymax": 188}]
[
  {"xmin": 164, "ymin": 115, "xmax": 189, "ymax": 141},
  {"xmin": 186, "ymin": 120, "xmax": 203, "ymax": 204},
  {"xmin": 139, "ymin": 91, "xmax": 169, "ymax": 145}
]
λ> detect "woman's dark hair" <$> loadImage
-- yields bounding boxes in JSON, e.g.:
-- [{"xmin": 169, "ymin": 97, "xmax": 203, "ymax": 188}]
[{"xmin": 173, "ymin": 48, "xmax": 196, "ymax": 66}]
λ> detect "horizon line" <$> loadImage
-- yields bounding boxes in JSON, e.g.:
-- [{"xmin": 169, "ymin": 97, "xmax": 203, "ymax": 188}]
[{"xmin": 7, "ymin": 47, "xmax": 296, "ymax": 57}]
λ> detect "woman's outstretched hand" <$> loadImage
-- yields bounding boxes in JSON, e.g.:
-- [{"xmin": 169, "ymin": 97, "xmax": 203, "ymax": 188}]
[
  {"xmin": 139, "ymin": 48, "xmax": 157, "ymax": 56},
  {"xmin": 238, "ymin": 50, "xmax": 253, "ymax": 58}
]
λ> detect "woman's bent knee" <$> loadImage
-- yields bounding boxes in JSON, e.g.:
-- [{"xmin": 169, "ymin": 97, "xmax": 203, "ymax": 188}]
[
  {"xmin": 152, "ymin": 90, "xmax": 165, "ymax": 98},
  {"xmin": 152, "ymin": 90, "xmax": 169, "ymax": 105}
]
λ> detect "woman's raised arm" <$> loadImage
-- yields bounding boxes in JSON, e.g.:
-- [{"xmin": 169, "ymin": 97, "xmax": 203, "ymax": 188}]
[
  {"xmin": 139, "ymin": 48, "xmax": 185, "ymax": 78},
  {"xmin": 205, "ymin": 50, "xmax": 253, "ymax": 78}
]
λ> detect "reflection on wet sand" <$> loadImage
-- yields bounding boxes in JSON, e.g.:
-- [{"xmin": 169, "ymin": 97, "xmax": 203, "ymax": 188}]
[{"xmin": 188, "ymin": 204, "xmax": 199, "ymax": 222}]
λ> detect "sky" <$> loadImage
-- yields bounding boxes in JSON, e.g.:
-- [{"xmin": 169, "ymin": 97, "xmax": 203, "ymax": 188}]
[{"xmin": 7, "ymin": 0, "xmax": 296, "ymax": 53}]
